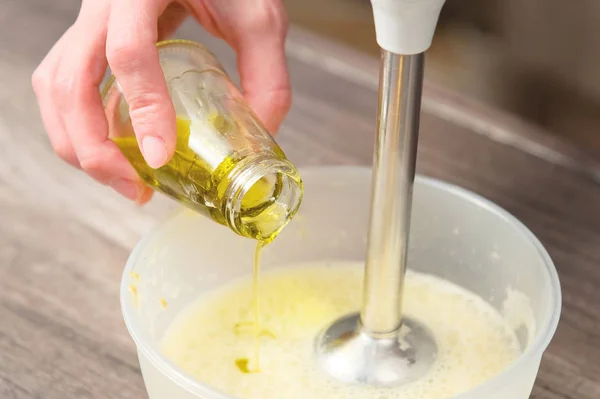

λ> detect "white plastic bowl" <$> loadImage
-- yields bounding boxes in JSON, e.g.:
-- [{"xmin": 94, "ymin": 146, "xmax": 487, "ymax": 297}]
[{"xmin": 121, "ymin": 166, "xmax": 561, "ymax": 399}]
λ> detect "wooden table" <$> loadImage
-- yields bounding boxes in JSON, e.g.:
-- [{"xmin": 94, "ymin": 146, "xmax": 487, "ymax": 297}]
[{"xmin": 1, "ymin": 1, "xmax": 600, "ymax": 398}]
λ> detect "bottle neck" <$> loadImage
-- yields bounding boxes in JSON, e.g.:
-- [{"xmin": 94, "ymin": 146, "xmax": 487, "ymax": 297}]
[{"xmin": 223, "ymin": 154, "xmax": 303, "ymax": 243}]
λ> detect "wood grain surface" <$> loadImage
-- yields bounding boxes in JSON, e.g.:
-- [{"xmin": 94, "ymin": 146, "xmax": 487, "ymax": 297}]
[{"xmin": 1, "ymin": 1, "xmax": 599, "ymax": 398}]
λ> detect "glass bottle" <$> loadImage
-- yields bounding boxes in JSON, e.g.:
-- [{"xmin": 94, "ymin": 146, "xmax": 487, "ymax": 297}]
[{"xmin": 101, "ymin": 40, "xmax": 303, "ymax": 243}]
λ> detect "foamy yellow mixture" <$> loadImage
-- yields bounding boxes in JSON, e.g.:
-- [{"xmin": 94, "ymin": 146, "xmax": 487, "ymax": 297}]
[{"xmin": 161, "ymin": 263, "xmax": 520, "ymax": 398}]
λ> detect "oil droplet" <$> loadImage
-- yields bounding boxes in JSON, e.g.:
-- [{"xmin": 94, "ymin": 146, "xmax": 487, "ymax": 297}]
[
  {"xmin": 160, "ymin": 298, "xmax": 168, "ymax": 309},
  {"xmin": 129, "ymin": 271, "xmax": 139, "ymax": 280},
  {"xmin": 235, "ymin": 358, "xmax": 259, "ymax": 374}
]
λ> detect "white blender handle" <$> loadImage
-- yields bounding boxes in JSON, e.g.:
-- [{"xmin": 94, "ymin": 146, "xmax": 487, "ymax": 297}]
[{"xmin": 370, "ymin": 0, "xmax": 446, "ymax": 54}]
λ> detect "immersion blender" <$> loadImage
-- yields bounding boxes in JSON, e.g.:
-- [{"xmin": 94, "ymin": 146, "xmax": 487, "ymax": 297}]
[{"xmin": 315, "ymin": 0, "xmax": 447, "ymax": 386}]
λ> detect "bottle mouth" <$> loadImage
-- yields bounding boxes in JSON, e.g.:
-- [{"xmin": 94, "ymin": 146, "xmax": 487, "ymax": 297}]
[{"xmin": 224, "ymin": 155, "xmax": 304, "ymax": 243}]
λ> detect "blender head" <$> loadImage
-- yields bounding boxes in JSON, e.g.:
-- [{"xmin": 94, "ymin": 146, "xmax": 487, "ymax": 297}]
[{"xmin": 314, "ymin": 0, "xmax": 447, "ymax": 386}]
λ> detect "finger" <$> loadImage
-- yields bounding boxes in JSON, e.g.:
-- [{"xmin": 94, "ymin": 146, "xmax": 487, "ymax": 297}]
[
  {"xmin": 106, "ymin": 0, "xmax": 176, "ymax": 169},
  {"xmin": 54, "ymin": 9, "xmax": 152, "ymax": 203},
  {"xmin": 32, "ymin": 28, "xmax": 80, "ymax": 168},
  {"xmin": 233, "ymin": 5, "xmax": 291, "ymax": 135}
]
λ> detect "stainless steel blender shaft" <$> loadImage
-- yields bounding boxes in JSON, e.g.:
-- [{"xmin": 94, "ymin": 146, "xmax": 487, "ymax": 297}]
[
  {"xmin": 315, "ymin": 50, "xmax": 436, "ymax": 386},
  {"xmin": 361, "ymin": 51, "xmax": 421, "ymax": 336}
]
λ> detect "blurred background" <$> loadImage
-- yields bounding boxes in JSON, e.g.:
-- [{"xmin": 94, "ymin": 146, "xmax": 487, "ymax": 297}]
[{"xmin": 285, "ymin": 0, "xmax": 600, "ymax": 153}]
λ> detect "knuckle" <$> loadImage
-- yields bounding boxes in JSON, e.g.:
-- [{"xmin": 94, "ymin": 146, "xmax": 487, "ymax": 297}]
[
  {"xmin": 279, "ymin": 89, "xmax": 292, "ymax": 110},
  {"xmin": 127, "ymin": 92, "xmax": 163, "ymax": 114},
  {"xmin": 244, "ymin": 3, "xmax": 288, "ymax": 36},
  {"xmin": 78, "ymin": 150, "xmax": 109, "ymax": 179},
  {"xmin": 106, "ymin": 39, "xmax": 143, "ymax": 70},
  {"xmin": 50, "ymin": 139, "xmax": 75, "ymax": 163},
  {"xmin": 127, "ymin": 93, "xmax": 170, "ymax": 131},
  {"xmin": 31, "ymin": 66, "xmax": 50, "ymax": 94},
  {"xmin": 270, "ymin": 88, "xmax": 292, "ymax": 113}
]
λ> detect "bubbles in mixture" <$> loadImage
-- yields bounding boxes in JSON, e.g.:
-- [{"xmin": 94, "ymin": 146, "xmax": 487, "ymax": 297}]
[{"xmin": 160, "ymin": 262, "xmax": 521, "ymax": 399}]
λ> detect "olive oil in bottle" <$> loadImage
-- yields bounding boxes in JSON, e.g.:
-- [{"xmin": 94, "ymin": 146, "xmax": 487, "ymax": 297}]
[{"xmin": 102, "ymin": 40, "xmax": 303, "ymax": 242}]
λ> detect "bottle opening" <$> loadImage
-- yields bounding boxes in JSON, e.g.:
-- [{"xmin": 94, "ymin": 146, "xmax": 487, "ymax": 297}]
[{"xmin": 225, "ymin": 156, "xmax": 303, "ymax": 243}]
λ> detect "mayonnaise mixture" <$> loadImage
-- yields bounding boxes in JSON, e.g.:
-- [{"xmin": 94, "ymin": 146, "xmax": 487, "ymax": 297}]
[{"xmin": 161, "ymin": 262, "xmax": 520, "ymax": 399}]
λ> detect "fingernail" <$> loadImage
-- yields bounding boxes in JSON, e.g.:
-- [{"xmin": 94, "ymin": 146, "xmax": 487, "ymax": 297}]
[
  {"xmin": 142, "ymin": 136, "xmax": 169, "ymax": 168},
  {"xmin": 110, "ymin": 179, "xmax": 141, "ymax": 201}
]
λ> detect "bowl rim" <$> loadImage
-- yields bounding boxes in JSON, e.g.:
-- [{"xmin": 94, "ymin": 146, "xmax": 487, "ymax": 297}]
[{"xmin": 120, "ymin": 165, "xmax": 562, "ymax": 398}]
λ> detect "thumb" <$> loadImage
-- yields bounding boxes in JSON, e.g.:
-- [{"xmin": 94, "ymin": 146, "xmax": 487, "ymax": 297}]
[{"xmin": 106, "ymin": 0, "xmax": 176, "ymax": 168}]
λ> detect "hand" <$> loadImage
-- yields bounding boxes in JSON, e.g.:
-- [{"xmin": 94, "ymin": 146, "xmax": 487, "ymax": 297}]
[{"xmin": 32, "ymin": 0, "xmax": 291, "ymax": 204}]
